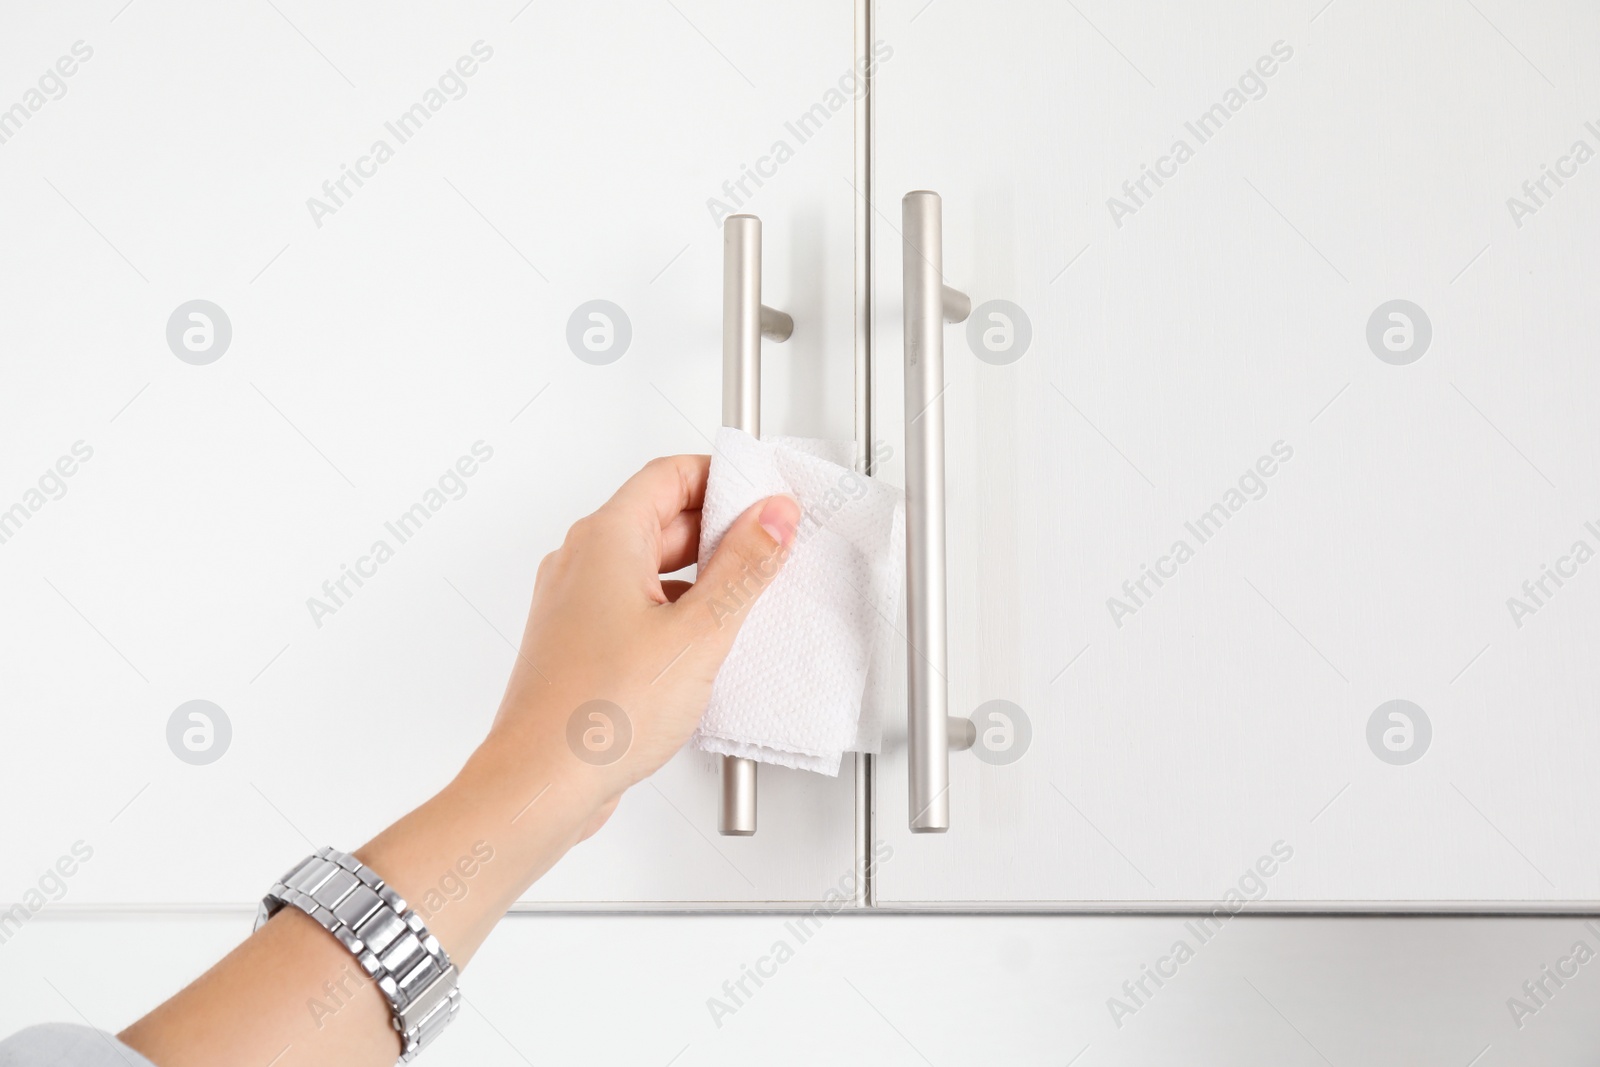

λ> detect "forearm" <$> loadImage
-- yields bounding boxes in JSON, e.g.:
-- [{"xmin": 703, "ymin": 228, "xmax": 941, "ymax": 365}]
[{"xmin": 119, "ymin": 740, "xmax": 599, "ymax": 1067}]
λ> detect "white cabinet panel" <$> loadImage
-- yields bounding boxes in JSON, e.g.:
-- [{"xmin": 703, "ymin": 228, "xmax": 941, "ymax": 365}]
[
  {"xmin": 873, "ymin": 0, "xmax": 1600, "ymax": 903},
  {"xmin": 6, "ymin": 913, "xmax": 1600, "ymax": 1063},
  {"xmin": 0, "ymin": 0, "xmax": 858, "ymax": 904}
]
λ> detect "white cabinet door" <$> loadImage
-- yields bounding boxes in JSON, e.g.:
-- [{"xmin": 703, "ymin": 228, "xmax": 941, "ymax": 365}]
[
  {"xmin": 872, "ymin": 0, "xmax": 1600, "ymax": 905},
  {"xmin": 0, "ymin": 0, "xmax": 861, "ymax": 904},
  {"xmin": 9, "ymin": 914, "xmax": 1600, "ymax": 1063}
]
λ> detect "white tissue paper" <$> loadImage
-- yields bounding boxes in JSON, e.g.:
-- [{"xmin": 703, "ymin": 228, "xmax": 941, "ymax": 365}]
[{"xmin": 691, "ymin": 427, "xmax": 905, "ymax": 775}]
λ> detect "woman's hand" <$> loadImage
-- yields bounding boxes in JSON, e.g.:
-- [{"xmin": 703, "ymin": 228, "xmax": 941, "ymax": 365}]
[
  {"xmin": 480, "ymin": 453, "xmax": 799, "ymax": 833},
  {"xmin": 119, "ymin": 455, "xmax": 799, "ymax": 1067}
]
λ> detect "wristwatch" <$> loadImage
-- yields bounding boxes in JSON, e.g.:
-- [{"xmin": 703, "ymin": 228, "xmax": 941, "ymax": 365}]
[{"xmin": 257, "ymin": 847, "xmax": 459, "ymax": 1061}]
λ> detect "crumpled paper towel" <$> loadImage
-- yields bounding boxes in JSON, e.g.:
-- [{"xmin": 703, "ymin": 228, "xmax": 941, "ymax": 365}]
[{"xmin": 690, "ymin": 427, "xmax": 904, "ymax": 775}]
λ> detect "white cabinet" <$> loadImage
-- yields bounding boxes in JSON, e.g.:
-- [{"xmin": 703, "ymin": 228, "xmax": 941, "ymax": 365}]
[
  {"xmin": 6, "ymin": 0, "xmax": 1600, "ymax": 915},
  {"xmin": 0, "ymin": 0, "xmax": 861, "ymax": 905},
  {"xmin": 872, "ymin": 0, "xmax": 1600, "ymax": 905},
  {"xmin": 8, "ymin": 913, "xmax": 1600, "ymax": 1064}
]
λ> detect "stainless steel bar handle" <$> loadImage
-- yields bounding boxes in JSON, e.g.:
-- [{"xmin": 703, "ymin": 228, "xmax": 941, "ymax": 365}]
[
  {"xmin": 719, "ymin": 214, "xmax": 792, "ymax": 837},
  {"xmin": 902, "ymin": 191, "xmax": 971, "ymax": 833}
]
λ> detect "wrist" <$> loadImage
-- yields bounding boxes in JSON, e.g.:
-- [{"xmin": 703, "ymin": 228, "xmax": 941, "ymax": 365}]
[
  {"xmin": 461, "ymin": 721, "xmax": 618, "ymax": 828},
  {"xmin": 351, "ymin": 728, "xmax": 606, "ymax": 970}
]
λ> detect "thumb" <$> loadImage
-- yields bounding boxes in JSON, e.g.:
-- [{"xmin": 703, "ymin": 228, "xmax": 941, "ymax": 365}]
[{"xmin": 675, "ymin": 494, "xmax": 800, "ymax": 650}]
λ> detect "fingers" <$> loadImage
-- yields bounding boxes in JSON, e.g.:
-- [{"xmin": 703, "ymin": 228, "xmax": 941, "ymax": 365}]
[
  {"xmin": 658, "ymin": 508, "xmax": 702, "ymax": 575},
  {"xmin": 672, "ymin": 495, "xmax": 800, "ymax": 653},
  {"xmin": 606, "ymin": 455, "xmax": 710, "ymax": 530}
]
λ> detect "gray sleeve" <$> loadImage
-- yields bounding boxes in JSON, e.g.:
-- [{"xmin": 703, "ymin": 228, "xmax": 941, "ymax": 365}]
[{"xmin": 0, "ymin": 1024, "xmax": 157, "ymax": 1067}]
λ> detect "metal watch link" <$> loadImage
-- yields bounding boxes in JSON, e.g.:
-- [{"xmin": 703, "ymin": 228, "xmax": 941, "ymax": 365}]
[{"xmin": 257, "ymin": 847, "xmax": 459, "ymax": 1061}]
